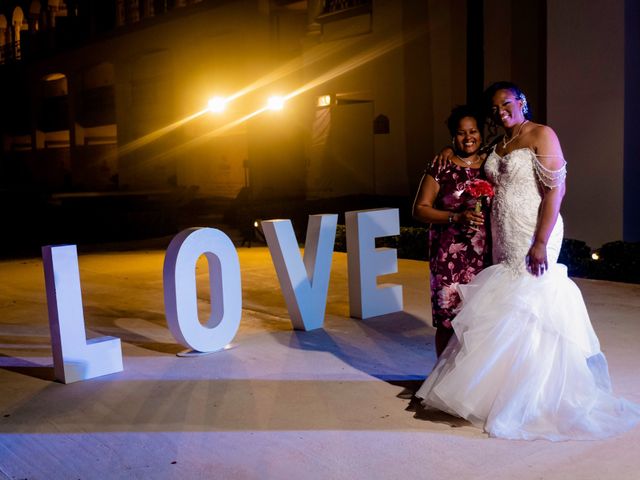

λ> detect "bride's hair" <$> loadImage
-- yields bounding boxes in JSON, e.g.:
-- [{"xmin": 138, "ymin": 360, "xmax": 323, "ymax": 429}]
[
  {"xmin": 482, "ymin": 81, "xmax": 533, "ymax": 143},
  {"xmin": 483, "ymin": 81, "xmax": 533, "ymax": 121}
]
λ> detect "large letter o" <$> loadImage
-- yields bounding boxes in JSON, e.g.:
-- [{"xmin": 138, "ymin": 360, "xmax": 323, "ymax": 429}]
[{"xmin": 163, "ymin": 228, "xmax": 242, "ymax": 353}]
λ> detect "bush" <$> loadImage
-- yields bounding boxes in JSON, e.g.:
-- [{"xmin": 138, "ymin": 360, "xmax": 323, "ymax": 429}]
[
  {"xmin": 590, "ymin": 241, "xmax": 640, "ymax": 284},
  {"xmin": 334, "ymin": 225, "xmax": 428, "ymax": 261},
  {"xmin": 558, "ymin": 238, "xmax": 592, "ymax": 278}
]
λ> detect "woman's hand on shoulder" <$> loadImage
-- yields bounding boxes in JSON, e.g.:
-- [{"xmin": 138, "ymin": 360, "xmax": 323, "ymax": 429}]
[{"xmin": 431, "ymin": 146, "xmax": 455, "ymax": 170}]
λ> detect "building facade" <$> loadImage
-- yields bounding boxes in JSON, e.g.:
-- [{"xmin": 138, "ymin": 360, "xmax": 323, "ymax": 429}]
[{"xmin": 0, "ymin": 0, "xmax": 637, "ymax": 246}]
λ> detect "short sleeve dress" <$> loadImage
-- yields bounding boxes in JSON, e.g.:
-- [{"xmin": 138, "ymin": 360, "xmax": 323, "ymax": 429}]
[{"xmin": 427, "ymin": 162, "xmax": 491, "ymax": 329}]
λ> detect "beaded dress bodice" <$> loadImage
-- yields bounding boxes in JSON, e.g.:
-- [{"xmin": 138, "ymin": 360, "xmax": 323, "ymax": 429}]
[{"xmin": 484, "ymin": 147, "xmax": 563, "ymax": 271}]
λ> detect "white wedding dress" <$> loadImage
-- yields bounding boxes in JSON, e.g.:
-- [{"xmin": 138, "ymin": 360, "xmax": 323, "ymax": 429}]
[{"xmin": 416, "ymin": 147, "xmax": 640, "ymax": 440}]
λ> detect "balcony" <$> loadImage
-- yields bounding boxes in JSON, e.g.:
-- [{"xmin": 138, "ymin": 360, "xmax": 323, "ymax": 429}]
[{"xmin": 316, "ymin": 0, "xmax": 372, "ymax": 24}]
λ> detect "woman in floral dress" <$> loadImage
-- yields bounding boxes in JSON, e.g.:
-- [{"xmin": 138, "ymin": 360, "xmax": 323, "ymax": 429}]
[{"xmin": 413, "ymin": 105, "xmax": 491, "ymax": 357}]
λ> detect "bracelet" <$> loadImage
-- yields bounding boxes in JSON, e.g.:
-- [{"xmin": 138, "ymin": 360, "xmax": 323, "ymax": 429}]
[{"xmin": 448, "ymin": 212, "xmax": 455, "ymax": 223}]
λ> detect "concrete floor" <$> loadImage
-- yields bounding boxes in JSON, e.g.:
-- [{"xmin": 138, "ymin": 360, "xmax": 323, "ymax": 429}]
[{"xmin": 0, "ymin": 241, "xmax": 639, "ymax": 479}]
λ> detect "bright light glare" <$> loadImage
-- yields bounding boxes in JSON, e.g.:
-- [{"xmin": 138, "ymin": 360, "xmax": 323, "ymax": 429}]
[
  {"xmin": 591, "ymin": 252, "xmax": 600, "ymax": 261},
  {"xmin": 121, "ymin": 31, "xmax": 415, "ymax": 163},
  {"xmin": 208, "ymin": 96, "xmax": 226, "ymax": 113},
  {"xmin": 267, "ymin": 95, "xmax": 285, "ymax": 111},
  {"xmin": 317, "ymin": 95, "xmax": 332, "ymax": 107}
]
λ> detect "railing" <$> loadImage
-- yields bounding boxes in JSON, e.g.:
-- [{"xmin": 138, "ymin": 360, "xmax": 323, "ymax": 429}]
[
  {"xmin": 0, "ymin": 0, "xmax": 208, "ymax": 66},
  {"xmin": 317, "ymin": 0, "xmax": 372, "ymax": 24},
  {"xmin": 321, "ymin": 0, "xmax": 372, "ymax": 15}
]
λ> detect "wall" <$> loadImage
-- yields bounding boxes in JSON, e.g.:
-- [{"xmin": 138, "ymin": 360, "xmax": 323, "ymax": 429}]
[
  {"xmin": 484, "ymin": 0, "xmax": 546, "ymax": 124},
  {"xmin": 547, "ymin": 0, "xmax": 625, "ymax": 248},
  {"xmin": 425, "ymin": 0, "xmax": 466, "ymax": 175},
  {"xmin": 401, "ymin": 0, "xmax": 467, "ymax": 195},
  {"xmin": 624, "ymin": 0, "xmax": 640, "ymax": 242},
  {"xmin": 301, "ymin": 0, "xmax": 411, "ymax": 199}
]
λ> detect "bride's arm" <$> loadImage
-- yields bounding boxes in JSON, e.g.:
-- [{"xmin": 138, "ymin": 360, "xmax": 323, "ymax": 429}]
[{"xmin": 528, "ymin": 125, "xmax": 567, "ymax": 276}]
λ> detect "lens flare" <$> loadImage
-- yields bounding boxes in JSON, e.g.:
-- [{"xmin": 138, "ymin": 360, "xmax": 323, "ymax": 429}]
[
  {"xmin": 207, "ymin": 96, "xmax": 226, "ymax": 113},
  {"xmin": 116, "ymin": 29, "xmax": 422, "ymax": 166},
  {"xmin": 267, "ymin": 95, "xmax": 285, "ymax": 111}
]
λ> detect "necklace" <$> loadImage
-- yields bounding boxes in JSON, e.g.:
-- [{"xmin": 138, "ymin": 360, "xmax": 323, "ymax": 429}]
[
  {"xmin": 453, "ymin": 154, "xmax": 481, "ymax": 167},
  {"xmin": 502, "ymin": 120, "xmax": 529, "ymax": 148}
]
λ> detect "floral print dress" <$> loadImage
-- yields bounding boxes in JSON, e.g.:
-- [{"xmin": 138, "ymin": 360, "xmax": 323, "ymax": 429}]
[{"xmin": 427, "ymin": 162, "xmax": 491, "ymax": 329}]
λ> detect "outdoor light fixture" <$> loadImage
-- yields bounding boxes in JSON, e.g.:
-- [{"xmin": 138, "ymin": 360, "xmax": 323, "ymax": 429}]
[
  {"xmin": 207, "ymin": 96, "xmax": 227, "ymax": 113},
  {"xmin": 591, "ymin": 252, "xmax": 600, "ymax": 261},
  {"xmin": 317, "ymin": 94, "xmax": 332, "ymax": 107},
  {"xmin": 252, "ymin": 220, "xmax": 266, "ymax": 244},
  {"xmin": 267, "ymin": 95, "xmax": 285, "ymax": 111}
]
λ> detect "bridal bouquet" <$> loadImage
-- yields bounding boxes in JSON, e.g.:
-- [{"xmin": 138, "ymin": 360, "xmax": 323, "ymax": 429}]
[{"xmin": 465, "ymin": 179, "xmax": 494, "ymax": 213}]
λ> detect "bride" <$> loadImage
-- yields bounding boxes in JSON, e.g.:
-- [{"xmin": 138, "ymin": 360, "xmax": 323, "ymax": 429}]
[{"xmin": 416, "ymin": 81, "xmax": 640, "ymax": 440}]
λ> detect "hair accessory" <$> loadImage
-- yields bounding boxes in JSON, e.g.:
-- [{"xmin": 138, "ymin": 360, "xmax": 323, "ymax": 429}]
[{"xmin": 519, "ymin": 94, "xmax": 529, "ymax": 115}]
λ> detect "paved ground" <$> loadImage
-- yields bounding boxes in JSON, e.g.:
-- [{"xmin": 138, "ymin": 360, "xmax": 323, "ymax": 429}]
[{"xmin": 0, "ymin": 239, "xmax": 639, "ymax": 479}]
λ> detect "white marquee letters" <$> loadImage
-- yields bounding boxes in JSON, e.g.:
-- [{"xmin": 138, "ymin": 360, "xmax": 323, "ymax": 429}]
[
  {"xmin": 261, "ymin": 214, "xmax": 338, "ymax": 331},
  {"xmin": 163, "ymin": 227, "xmax": 242, "ymax": 353},
  {"xmin": 346, "ymin": 209, "xmax": 403, "ymax": 319},
  {"xmin": 42, "ymin": 245, "xmax": 123, "ymax": 384}
]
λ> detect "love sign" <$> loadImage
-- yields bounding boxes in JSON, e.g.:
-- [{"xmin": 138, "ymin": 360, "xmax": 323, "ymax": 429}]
[{"xmin": 42, "ymin": 208, "xmax": 403, "ymax": 383}]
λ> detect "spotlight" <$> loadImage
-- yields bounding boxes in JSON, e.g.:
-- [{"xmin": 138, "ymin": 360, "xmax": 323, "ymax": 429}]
[
  {"xmin": 207, "ymin": 96, "xmax": 226, "ymax": 113},
  {"xmin": 317, "ymin": 94, "xmax": 332, "ymax": 107},
  {"xmin": 267, "ymin": 95, "xmax": 285, "ymax": 111}
]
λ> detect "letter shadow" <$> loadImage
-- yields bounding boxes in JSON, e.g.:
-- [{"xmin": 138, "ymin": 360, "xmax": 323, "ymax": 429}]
[
  {"xmin": 0, "ymin": 354, "xmax": 54, "ymax": 381},
  {"xmin": 280, "ymin": 310, "xmax": 434, "ymax": 387}
]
